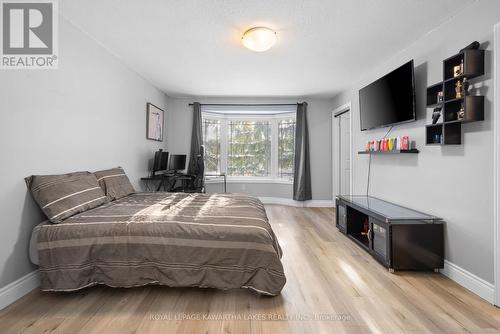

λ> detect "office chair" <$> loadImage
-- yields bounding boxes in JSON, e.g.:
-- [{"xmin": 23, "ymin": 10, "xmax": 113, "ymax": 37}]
[{"xmin": 184, "ymin": 146, "xmax": 205, "ymax": 193}]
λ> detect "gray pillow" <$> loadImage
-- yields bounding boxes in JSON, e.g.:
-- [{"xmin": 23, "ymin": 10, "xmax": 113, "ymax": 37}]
[
  {"xmin": 94, "ymin": 167, "xmax": 135, "ymax": 201},
  {"xmin": 25, "ymin": 172, "xmax": 108, "ymax": 223}
]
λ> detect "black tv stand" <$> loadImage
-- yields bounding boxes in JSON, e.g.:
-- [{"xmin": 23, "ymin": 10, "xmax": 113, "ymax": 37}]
[{"xmin": 336, "ymin": 195, "xmax": 444, "ymax": 272}]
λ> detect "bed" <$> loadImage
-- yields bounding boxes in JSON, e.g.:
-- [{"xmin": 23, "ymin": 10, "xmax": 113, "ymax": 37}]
[{"xmin": 30, "ymin": 192, "xmax": 286, "ymax": 295}]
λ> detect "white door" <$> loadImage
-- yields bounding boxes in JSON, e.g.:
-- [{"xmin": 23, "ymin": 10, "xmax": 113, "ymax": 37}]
[{"xmin": 338, "ymin": 112, "xmax": 351, "ymax": 195}]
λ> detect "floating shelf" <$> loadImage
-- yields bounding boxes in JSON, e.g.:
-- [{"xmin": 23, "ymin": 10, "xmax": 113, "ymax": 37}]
[
  {"xmin": 443, "ymin": 49, "xmax": 484, "ymax": 81},
  {"xmin": 425, "ymin": 48, "xmax": 485, "ymax": 146},
  {"xmin": 444, "ymin": 74, "xmax": 469, "ymax": 83},
  {"xmin": 358, "ymin": 149, "xmax": 419, "ymax": 155},
  {"xmin": 427, "ymin": 102, "xmax": 442, "ymax": 108},
  {"xmin": 426, "ymin": 82, "xmax": 443, "ymax": 107},
  {"xmin": 444, "ymin": 119, "xmax": 477, "ymax": 125},
  {"xmin": 444, "ymin": 97, "xmax": 463, "ymax": 104}
]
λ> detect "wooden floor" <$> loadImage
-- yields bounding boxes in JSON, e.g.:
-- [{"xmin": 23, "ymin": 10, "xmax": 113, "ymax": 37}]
[{"xmin": 1, "ymin": 205, "xmax": 500, "ymax": 333}]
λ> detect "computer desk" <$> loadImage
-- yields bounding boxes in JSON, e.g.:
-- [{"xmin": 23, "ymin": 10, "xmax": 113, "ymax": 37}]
[
  {"xmin": 141, "ymin": 172, "xmax": 227, "ymax": 193},
  {"xmin": 141, "ymin": 172, "xmax": 190, "ymax": 192}
]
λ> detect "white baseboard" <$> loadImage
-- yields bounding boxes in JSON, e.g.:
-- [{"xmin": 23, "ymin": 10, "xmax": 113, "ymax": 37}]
[
  {"xmin": 0, "ymin": 270, "xmax": 39, "ymax": 311},
  {"xmin": 259, "ymin": 197, "xmax": 334, "ymax": 207},
  {"xmin": 440, "ymin": 260, "xmax": 495, "ymax": 304}
]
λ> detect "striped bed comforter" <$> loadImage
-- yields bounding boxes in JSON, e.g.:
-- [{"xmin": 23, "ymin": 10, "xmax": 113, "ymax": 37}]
[{"xmin": 34, "ymin": 192, "xmax": 286, "ymax": 295}]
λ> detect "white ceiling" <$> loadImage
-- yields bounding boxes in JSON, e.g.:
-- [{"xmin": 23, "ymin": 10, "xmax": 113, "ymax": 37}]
[{"xmin": 61, "ymin": 0, "xmax": 474, "ymax": 98}]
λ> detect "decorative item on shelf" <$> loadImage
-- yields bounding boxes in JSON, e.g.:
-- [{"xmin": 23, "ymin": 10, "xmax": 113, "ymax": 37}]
[
  {"xmin": 367, "ymin": 140, "xmax": 377, "ymax": 152},
  {"xmin": 457, "ymin": 103, "xmax": 465, "ymax": 121},
  {"xmin": 437, "ymin": 91, "xmax": 444, "ymax": 103},
  {"xmin": 401, "ymin": 136, "xmax": 410, "ymax": 150},
  {"xmin": 365, "ymin": 135, "xmax": 410, "ymax": 152},
  {"xmin": 432, "ymin": 107, "xmax": 442, "ymax": 124},
  {"xmin": 366, "ymin": 139, "xmax": 374, "ymax": 152},
  {"xmin": 459, "ymin": 41, "xmax": 480, "ymax": 53},
  {"xmin": 462, "ymin": 78, "xmax": 470, "ymax": 96},
  {"xmin": 455, "ymin": 80, "xmax": 463, "ymax": 99},
  {"xmin": 433, "ymin": 134, "xmax": 442, "ymax": 144},
  {"xmin": 362, "ymin": 217, "xmax": 369, "ymax": 236},
  {"xmin": 453, "ymin": 59, "xmax": 464, "ymax": 78}
]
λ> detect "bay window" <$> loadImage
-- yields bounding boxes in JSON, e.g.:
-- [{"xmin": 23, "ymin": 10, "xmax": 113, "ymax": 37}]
[{"xmin": 201, "ymin": 107, "xmax": 296, "ymax": 182}]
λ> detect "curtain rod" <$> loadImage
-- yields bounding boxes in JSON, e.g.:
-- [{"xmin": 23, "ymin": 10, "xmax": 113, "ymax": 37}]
[{"xmin": 188, "ymin": 103, "xmax": 299, "ymax": 106}]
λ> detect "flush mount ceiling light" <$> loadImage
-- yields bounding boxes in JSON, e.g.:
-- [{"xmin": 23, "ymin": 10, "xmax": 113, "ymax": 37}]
[{"xmin": 241, "ymin": 27, "xmax": 277, "ymax": 52}]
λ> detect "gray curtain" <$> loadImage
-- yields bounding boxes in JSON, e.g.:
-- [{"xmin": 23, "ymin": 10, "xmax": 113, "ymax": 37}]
[
  {"xmin": 187, "ymin": 102, "xmax": 202, "ymax": 175},
  {"xmin": 293, "ymin": 102, "xmax": 312, "ymax": 201}
]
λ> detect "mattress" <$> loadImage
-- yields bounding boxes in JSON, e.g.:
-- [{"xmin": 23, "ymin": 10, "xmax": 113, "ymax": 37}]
[{"xmin": 31, "ymin": 192, "xmax": 286, "ymax": 295}]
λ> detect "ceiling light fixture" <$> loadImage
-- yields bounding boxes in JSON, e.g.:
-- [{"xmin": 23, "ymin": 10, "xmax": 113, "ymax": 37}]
[{"xmin": 241, "ymin": 27, "xmax": 277, "ymax": 52}]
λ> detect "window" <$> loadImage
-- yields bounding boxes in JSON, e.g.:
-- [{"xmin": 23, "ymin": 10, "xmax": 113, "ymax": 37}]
[
  {"xmin": 202, "ymin": 118, "xmax": 220, "ymax": 174},
  {"xmin": 278, "ymin": 118, "xmax": 295, "ymax": 179},
  {"xmin": 228, "ymin": 121, "xmax": 271, "ymax": 177},
  {"xmin": 201, "ymin": 108, "xmax": 296, "ymax": 182}
]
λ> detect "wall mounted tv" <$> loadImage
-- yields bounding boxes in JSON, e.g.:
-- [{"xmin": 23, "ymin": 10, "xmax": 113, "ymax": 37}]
[{"xmin": 359, "ymin": 60, "xmax": 416, "ymax": 131}]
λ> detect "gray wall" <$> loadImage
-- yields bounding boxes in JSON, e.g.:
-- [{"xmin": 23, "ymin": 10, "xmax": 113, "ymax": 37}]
[
  {"xmin": 331, "ymin": 1, "xmax": 500, "ymax": 283},
  {"xmin": 166, "ymin": 96, "xmax": 332, "ymax": 200},
  {"xmin": 0, "ymin": 18, "xmax": 168, "ymax": 288}
]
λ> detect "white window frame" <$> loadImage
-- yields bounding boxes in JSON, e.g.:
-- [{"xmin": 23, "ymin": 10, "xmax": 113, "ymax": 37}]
[{"xmin": 202, "ymin": 112, "xmax": 295, "ymax": 184}]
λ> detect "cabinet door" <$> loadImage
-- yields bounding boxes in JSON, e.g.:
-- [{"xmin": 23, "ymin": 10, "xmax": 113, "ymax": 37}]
[
  {"xmin": 337, "ymin": 204, "xmax": 347, "ymax": 232},
  {"xmin": 369, "ymin": 218, "xmax": 390, "ymax": 266}
]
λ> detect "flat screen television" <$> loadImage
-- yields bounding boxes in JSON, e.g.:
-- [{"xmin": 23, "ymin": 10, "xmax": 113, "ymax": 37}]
[{"xmin": 359, "ymin": 60, "xmax": 416, "ymax": 131}]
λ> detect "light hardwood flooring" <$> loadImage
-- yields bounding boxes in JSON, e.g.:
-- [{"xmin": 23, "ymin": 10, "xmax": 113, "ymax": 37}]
[{"xmin": 1, "ymin": 205, "xmax": 500, "ymax": 333}]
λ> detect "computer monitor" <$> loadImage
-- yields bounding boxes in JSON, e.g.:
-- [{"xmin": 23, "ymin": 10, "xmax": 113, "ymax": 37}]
[
  {"xmin": 167, "ymin": 154, "xmax": 187, "ymax": 173},
  {"xmin": 152, "ymin": 149, "xmax": 169, "ymax": 176}
]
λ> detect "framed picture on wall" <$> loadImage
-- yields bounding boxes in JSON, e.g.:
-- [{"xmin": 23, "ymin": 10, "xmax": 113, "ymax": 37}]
[{"xmin": 146, "ymin": 103, "xmax": 164, "ymax": 141}]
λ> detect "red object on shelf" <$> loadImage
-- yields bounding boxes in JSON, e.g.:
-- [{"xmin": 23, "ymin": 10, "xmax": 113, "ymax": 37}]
[{"xmin": 362, "ymin": 217, "xmax": 369, "ymax": 235}]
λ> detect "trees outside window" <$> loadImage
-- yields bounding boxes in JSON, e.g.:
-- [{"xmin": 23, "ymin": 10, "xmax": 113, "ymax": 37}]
[
  {"xmin": 278, "ymin": 119, "xmax": 295, "ymax": 180},
  {"xmin": 228, "ymin": 121, "xmax": 271, "ymax": 177},
  {"xmin": 202, "ymin": 118, "xmax": 220, "ymax": 174},
  {"xmin": 202, "ymin": 112, "xmax": 295, "ymax": 181}
]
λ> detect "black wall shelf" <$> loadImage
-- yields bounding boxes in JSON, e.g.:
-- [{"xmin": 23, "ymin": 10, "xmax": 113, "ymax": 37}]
[
  {"xmin": 425, "ymin": 49, "xmax": 485, "ymax": 145},
  {"xmin": 358, "ymin": 149, "xmax": 419, "ymax": 155}
]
